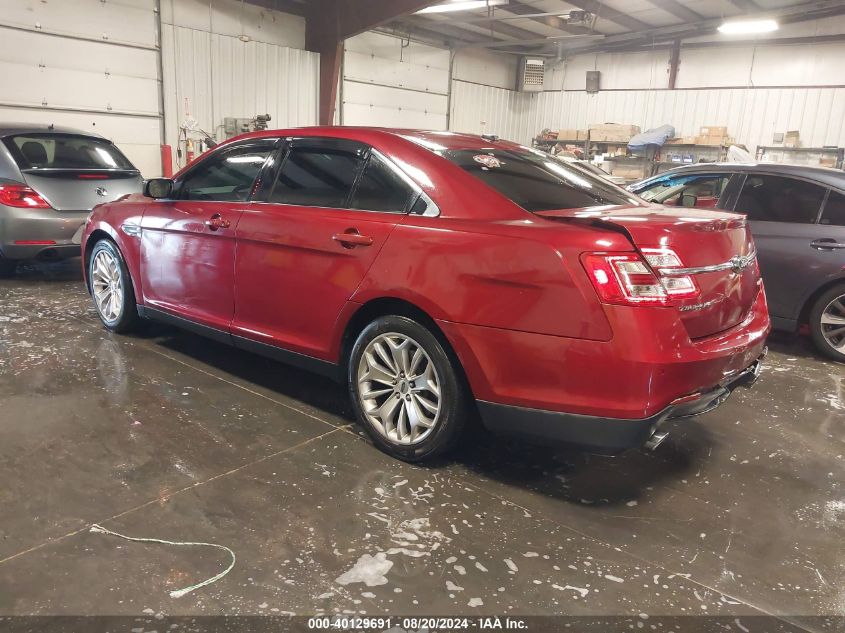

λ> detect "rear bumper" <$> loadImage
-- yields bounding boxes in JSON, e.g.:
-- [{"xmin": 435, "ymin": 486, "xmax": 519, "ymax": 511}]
[
  {"xmin": 478, "ymin": 351, "xmax": 766, "ymax": 453},
  {"xmin": 0, "ymin": 206, "xmax": 87, "ymax": 260}
]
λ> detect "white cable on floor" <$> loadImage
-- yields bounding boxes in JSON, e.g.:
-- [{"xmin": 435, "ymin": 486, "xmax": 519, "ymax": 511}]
[{"xmin": 89, "ymin": 523, "xmax": 236, "ymax": 598}]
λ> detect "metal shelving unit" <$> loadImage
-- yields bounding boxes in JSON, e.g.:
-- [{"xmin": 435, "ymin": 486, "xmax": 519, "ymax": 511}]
[{"xmin": 755, "ymin": 146, "xmax": 844, "ymax": 169}]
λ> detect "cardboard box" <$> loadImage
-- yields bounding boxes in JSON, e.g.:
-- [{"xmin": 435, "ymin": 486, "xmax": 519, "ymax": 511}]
[
  {"xmin": 588, "ymin": 123, "xmax": 641, "ymax": 143},
  {"xmin": 558, "ymin": 128, "xmax": 587, "ymax": 141},
  {"xmin": 819, "ymin": 156, "xmax": 837, "ymax": 167},
  {"xmin": 784, "ymin": 130, "xmax": 800, "ymax": 148},
  {"xmin": 697, "ymin": 135, "xmax": 732, "ymax": 146},
  {"xmin": 700, "ymin": 126, "xmax": 728, "ymax": 137}
]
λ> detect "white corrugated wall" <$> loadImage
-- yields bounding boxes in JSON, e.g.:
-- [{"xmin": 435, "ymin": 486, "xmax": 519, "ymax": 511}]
[
  {"xmin": 450, "ymin": 80, "xmax": 845, "ymax": 154},
  {"xmin": 0, "ymin": 0, "xmax": 162, "ymax": 176},
  {"xmin": 160, "ymin": 0, "xmax": 317, "ymax": 174},
  {"xmin": 341, "ymin": 32, "xmax": 450, "ymax": 129}
]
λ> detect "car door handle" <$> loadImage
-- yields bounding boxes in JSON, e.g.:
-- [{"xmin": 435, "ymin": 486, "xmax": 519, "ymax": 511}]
[
  {"xmin": 811, "ymin": 239, "xmax": 845, "ymax": 250},
  {"xmin": 332, "ymin": 231, "xmax": 374, "ymax": 248},
  {"xmin": 205, "ymin": 214, "xmax": 231, "ymax": 231}
]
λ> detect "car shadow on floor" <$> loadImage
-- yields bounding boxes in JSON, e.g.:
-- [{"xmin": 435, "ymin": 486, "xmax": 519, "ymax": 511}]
[
  {"xmin": 7, "ymin": 258, "xmax": 84, "ymax": 282},
  {"xmin": 136, "ymin": 322, "xmax": 705, "ymax": 509}
]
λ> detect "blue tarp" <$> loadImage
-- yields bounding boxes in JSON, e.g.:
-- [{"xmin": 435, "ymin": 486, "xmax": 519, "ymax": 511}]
[{"xmin": 627, "ymin": 125, "xmax": 676, "ymax": 151}]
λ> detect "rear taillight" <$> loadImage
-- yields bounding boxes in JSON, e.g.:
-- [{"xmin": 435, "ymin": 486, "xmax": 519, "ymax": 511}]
[
  {"xmin": 641, "ymin": 248, "xmax": 699, "ymax": 300},
  {"xmin": 0, "ymin": 184, "xmax": 51, "ymax": 209},
  {"xmin": 582, "ymin": 249, "xmax": 700, "ymax": 307}
]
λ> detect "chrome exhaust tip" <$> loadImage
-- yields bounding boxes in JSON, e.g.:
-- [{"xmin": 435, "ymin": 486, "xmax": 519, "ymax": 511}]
[{"xmin": 644, "ymin": 430, "xmax": 669, "ymax": 450}]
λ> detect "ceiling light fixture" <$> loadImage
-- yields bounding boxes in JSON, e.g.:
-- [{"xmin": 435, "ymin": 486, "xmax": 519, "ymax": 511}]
[
  {"xmin": 717, "ymin": 19, "xmax": 779, "ymax": 35},
  {"xmin": 417, "ymin": 0, "xmax": 508, "ymax": 15}
]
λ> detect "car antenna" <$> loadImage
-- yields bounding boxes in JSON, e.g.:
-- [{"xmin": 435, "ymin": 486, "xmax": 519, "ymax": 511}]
[
  {"xmin": 481, "ymin": 133, "xmax": 499, "ymax": 142},
  {"xmin": 48, "ymin": 123, "xmax": 54, "ymax": 130}
]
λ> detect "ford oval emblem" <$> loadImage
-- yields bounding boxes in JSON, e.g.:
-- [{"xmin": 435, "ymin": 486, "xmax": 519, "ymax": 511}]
[{"xmin": 95, "ymin": 186, "xmax": 108, "ymax": 197}]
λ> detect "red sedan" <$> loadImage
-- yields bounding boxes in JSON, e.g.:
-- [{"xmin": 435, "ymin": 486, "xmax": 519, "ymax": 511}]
[{"xmin": 81, "ymin": 128, "xmax": 770, "ymax": 461}]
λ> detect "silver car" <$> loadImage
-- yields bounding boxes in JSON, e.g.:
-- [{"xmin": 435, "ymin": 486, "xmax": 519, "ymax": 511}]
[{"xmin": 0, "ymin": 124, "xmax": 143, "ymax": 275}]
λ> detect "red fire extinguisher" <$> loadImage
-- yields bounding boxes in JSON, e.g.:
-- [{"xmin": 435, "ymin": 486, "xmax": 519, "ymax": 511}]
[{"xmin": 185, "ymin": 138, "xmax": 195, "ymax": 165}]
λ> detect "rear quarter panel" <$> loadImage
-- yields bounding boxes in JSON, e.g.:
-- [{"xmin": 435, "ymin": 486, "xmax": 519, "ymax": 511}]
[{"xmin": 350, "ymin": 215, "xmax": 628, "ymax": 341}]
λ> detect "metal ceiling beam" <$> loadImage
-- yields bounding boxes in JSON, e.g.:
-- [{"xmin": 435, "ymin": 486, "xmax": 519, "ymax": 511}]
[
  {"xmin": 726, "ymin": 0, "xmax": 761, "ymax": 13},
  {"xmin": 412, "ymin": 14, "xmax": 546, "ymax": 41},
  {"xmin": 644, "ymin": 0, "xmax": 703, "ymax": 23},
  {"xmin": 304, "ymin": 0, "xmax": 441, "ymax": 125},
  {"xmin": 495, "ymin": 1, "xmax": 594, "ymax": 35},
  {"xmin": 557, "ymin": 0, "xmax": 845, "ymax": 54},
  {"xmin": 563, "ymin": 0, "xmax": 650, "ymax": 32},
  {"xmin": 391, "ymin": 17, "xmax": 497, "ymax": 45}
]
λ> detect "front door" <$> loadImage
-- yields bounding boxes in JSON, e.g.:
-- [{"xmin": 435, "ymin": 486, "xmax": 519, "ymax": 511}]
[
  {"xmin": 140, "ymin": 139, "xmax": 276, "ymax": 332},
  {"xmin": 232, "ymin": 139, "xmax": 418, "ymax": 361}
]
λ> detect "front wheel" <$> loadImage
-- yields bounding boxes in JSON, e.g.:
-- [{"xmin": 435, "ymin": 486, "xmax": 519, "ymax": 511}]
[
  {"xmin": 348, "ymin": 315, "xmax": 471, "ymax": 462},
  {"xmin": 809, "ymin": 284, "xmax": 845, "ymax": 363},
  {"xmin": 89, "ymin": 239, "xmax": 139, "ymax": 333}
]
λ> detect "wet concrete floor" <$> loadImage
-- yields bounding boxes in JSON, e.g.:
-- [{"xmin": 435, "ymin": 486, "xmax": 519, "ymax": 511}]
[{"xmin": 0, "ymin": 259, "xmax": 843, "ymax": 629}]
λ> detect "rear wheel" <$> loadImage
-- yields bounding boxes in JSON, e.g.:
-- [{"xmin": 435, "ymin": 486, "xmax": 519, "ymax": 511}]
[
  {"xmin": 0, "ymin": 258, "xmax": 16, "ymax": 278},
  {"xmin": 809, "ymin": 284, "xmax": 845, "ymax": 363},
  {"xmin": 348, "ymin": 315, "xmax": 470, "ymax": 462},
  {"xmin": 89, "ymin": 239, "xmax": 139, "ymax": 333}
]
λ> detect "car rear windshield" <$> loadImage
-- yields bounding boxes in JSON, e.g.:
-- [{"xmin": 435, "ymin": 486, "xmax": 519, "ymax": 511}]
[
  {"xmin": 2, "ymin": 134, "xmax": 136, "ymax": 171},
  {"xmin": 441, "ymin": 148, "xmax": 639, "ymax": 212}
]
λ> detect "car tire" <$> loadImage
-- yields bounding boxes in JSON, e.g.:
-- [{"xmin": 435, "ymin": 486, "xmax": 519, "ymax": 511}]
[
  {"xmin": 0, "ymin": 258, "xmax": 16, "ymax": 278},
  {"xmin": 89, "ymin": 239, "xmax": 139, "ymax": 333},
  {"xmin": 348, "ymin": 315, "xmax": 471, "ymax": 462},
  {"xmin": 809, "ymin": 284, "xmax": 845, "ymax": 363}
]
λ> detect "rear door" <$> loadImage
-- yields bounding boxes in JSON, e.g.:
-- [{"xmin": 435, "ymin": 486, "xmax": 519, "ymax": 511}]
[
  {"xmin": 2, "ymin": 133, "xmax": 142, "ymax": 210},
  {"xmin": 728, "ymin": 174, "xmax": 828, "ymax": 321},
  {"xmin": 139, "ymin": 138, "xmax": 276, "ymax": 333},
  {"xmin": 232, "ymin": 138, "xmax": 416, "ymax": 360}
]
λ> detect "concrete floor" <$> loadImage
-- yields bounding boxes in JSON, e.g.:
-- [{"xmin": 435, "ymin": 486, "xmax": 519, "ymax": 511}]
[{"xmin": 0, "ymin": 259, "xmax": 843, "ymax": 629}]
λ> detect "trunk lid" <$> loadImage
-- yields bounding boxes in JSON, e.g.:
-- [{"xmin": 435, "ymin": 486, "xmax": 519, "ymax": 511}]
[
  {"xmin": 537, "ymin": 205, "xmax": 759, "ymax": 339},
  {"xmin": 21, "ymin": 170, "xmax": 143, "ymax": 212}
]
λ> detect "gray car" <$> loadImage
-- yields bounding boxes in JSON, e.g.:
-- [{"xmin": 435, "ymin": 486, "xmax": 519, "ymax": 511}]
[
  {"xmin": 0, "ymin": 123, "xmax": 142, "ymax": 275},
  {"xmin": 630, "ymin": 163, "xmax": 845, "ymax": 362}
]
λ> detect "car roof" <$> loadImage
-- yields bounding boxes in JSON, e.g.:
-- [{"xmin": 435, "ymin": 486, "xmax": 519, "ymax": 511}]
[
  {"xmin": 646, "ymin": 161, "xmax": 845, "ymax": 189},
  {"xmin": 0, "ymin": 122, "xmax": 107, "ymax": 139},
  {"xmin": 229, "ymin": 126, "xmax": 527, "ymax": 152}
]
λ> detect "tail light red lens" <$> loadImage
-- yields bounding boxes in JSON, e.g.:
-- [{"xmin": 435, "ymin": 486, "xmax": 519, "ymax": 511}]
[
  {"xmin": 641, "ymin": 248, "xmax": 700, "ymax": 300},
  {"xmin": 0, "ymin": 184, "xmax": 51, "ymax": 209},
  {"xmin": 582, "ymin": 249, "xmax": 700, "ymax": 307}
]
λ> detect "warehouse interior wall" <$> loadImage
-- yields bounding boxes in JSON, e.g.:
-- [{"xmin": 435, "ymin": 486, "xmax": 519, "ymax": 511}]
[
  {"xmin": 448, "ymin": 15, "xmax": 845, "ymax": 154},
  {"xmin": 161, "ymin": 0, "xmax": 318, "ymax": 175},
  {"xmin": 340, "ymin": 32, "xmax": 450, "ymax": 129},
  {"xmin": 0, "ymin": 0, "xmax": 162, "ymax": 176}
]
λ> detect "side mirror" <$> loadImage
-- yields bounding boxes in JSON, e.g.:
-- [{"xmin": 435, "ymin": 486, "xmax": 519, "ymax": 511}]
[
  {"xmin": 680, "ymin": 193, "xmax": 698, "ymax": 208},
  {"xmin": 143, "ymin": 178, "xmax": 174, "ymax": 199}
]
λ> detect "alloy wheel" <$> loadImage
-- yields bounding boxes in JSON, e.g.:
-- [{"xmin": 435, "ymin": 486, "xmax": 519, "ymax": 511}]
[
  {"xmin": 91, "ymin": 250, "xmax": 124, "ymax": 323},
  {"xmin": 356, "ymin": 332, "xmax": 442, "ymax": 445},
  {"xmin": 820, "ymin": 294, "xmax": 845, "ymax": 354}
]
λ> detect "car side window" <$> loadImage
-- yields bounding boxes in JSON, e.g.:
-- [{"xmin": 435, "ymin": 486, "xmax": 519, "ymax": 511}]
[
  {"xmin": 638, "ymin": 174, "xmax": 729, "ymax": 207},
  {"xmin": 820, "ymin": 190, "xmax": 845, "ymax": 226},
  {"xmin": 349, "ymin": 152, "xmax": 414, "ymax": 213},
  {"xmin": 269, "ymin": 146, "xmax": 365, "ymax": 208},
  {"xmin": 179, "ymin": 141, "xmax": 274, "ymax": 201},
  {"xmin": 734, "ymin": 175, "xmax": 826, "ymax": 223}
]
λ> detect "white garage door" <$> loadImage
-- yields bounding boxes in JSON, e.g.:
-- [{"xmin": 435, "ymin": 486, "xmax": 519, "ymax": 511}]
[
  {"xmin": 342, "ymin": 32, "xmax": 450, "ymax": 130},
  {"xmin": 0, "ymin": 0, "xmax": 162, "ymax": 176}
]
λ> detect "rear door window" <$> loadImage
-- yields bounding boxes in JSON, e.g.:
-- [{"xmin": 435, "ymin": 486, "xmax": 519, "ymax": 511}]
[
  {"xmin": 820, "ymin": 190, "xmax": 845, "ymax": 226},
  {"xmin": 3, "ymin": 134, "xmax": 135, "ymax": 170},
  {"xmin": 442, "ymin": 148, "xmax": 637, "ymax": 212},
  {"xmin": 179, "ymin": 140, "xmax": 275, "ymax": 201},
  {"xmin": 349, "ymin": 152, "xmax": 414, "ymax": 213},
  {"xmin": 269, "ymin": 145, "xmax": 365, "ymax": 208},
  {"xmin": 637, "ymin": 173, "xmax": 730, "ymax": 208},
  {"xmin": 734, "ymin": 175, "xmax": 826, "ymax": 223}
]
